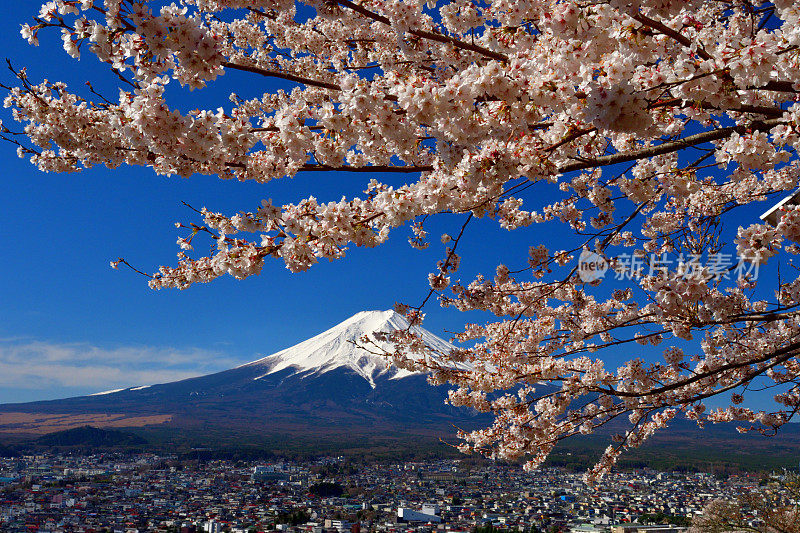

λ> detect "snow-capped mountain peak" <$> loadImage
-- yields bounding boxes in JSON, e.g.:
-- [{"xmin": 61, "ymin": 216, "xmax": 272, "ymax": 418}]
[{"xmin": 244, "ymin": 310, "xmax": 454, "ymax": 388}]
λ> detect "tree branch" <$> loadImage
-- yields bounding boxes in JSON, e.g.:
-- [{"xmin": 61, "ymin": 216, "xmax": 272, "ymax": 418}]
[
  {"xmin": 594, "ymin": 338, "xmax": 800, "ymax": 400},
  {"xmin": 558, "ymin": 118, "xmax": 785, "ymax": 174},
  {"xmin": 221, "ymin": 61, "xmax": 341, "ymax": 91},
  {"xmin": 335, "ymin": 0, "xmax": 508, "ymax": 62},
  {"xmin": 298, "ymin": 164, "xmax": 433, "ymax": 172},
  {"xmin": 632, "ymin": 13, "xmax": 713, "ymax": 61}
]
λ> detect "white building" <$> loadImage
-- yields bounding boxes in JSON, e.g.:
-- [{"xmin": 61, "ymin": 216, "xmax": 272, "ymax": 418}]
[
  {"xmin": 204, "ymin": 520, "xmax": 223, "ymax": 533},
  {"xmin": 397, "ymin": 505, "xmax": 442, "ymax": 523}
]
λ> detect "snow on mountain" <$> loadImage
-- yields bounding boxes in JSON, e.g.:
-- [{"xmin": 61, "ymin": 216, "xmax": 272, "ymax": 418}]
[
  {"xmin": 0, "ymin": 309, "xmax": 491, "ymax": 436},
  {"xmin": 244, "ymin": 310, "xmax": 456, "ymax": 388},
  {"xmin": 89, "ymin": 388, "xmax": 126, "ymax": 396}
]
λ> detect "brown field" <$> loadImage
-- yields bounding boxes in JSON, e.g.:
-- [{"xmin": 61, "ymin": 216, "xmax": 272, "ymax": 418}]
[{"xmin": 0, "ymin": 412, "xmax": 172, "ymax": 434}]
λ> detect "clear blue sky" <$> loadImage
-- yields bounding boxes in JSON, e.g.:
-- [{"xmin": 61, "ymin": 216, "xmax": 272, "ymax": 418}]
[{"xmin": 0, "ymin": 3, "xmax": 784, "ymax": 409}]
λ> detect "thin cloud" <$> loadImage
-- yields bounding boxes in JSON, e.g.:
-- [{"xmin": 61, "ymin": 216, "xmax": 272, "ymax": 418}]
[{"xmin": 0, "ymin": 339, "xmax": 241, "ymax": 392}]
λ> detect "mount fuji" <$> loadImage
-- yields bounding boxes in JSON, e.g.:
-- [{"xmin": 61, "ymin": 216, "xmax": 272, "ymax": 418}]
[
  {"xmin": 0, "ymin": 310, "xmax": 488, "ymax": 438},
  {"xmin": 244, "ymin": 309, "xmax": 455, "ymax": 388}
]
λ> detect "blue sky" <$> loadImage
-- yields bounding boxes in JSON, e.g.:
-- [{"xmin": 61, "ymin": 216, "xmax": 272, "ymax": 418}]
[
  {"xmin": 0, "ymin": 3, "xmax": 787, "ymax": 410},
  {"xmin": 0, "ymin": 3, "xmax": 550, "ymax": 402}
]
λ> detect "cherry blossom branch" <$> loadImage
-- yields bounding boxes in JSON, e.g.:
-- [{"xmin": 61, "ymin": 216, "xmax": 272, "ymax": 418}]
[
  {"xmin": 10, "ymin": 0, "xmax": 800, "ymax": 483},
  {"xmin": 559, "ymin": 118, "xmax": 785, "ymax": 173},
  {"xmin": 631, "ymin": 13, "xmax": 713, "ymax": 62},
  {"xmin": 221, "ymin": 61, "xmax": 341, "ymax": 91},
  {"xmin": 334, "ymin": 0, "xmax": 508, "ymax": 62},
  {"xmin": 298, "ymin": 164, "xmax": 433, "ymax": 172},
  {"xmin": 411, "ymin": 211, "xmax": 473, "ymax": 313},
  {"xmin": 593, "ymin": 339, "xmax": 800, "ymax": 400},
  {"xmin": 649, "ymin": 98, "xmax": 785, "ymax": 118}
]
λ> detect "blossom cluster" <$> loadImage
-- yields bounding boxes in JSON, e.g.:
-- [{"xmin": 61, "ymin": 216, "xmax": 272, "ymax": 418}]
[{"xmin": 7, "ymin": 0, "xmax": 800, "ymax": 482}]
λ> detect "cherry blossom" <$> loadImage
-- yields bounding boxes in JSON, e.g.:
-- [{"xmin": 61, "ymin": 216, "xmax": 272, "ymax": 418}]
[{"xmin": 5, "ymin": 0, "xmax": 800, "ymax": 483}]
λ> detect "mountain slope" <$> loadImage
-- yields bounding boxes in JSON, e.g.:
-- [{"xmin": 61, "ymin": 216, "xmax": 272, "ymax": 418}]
[
  {"xmin": 36, "ymin": 426, "xmax": 148, "ymax": 447},
  {"xmin": 0, "ymin": 310, "xmax": 487, "ymax": 435},
  {"xmin": 3, "ymin": 311, "xmax": 800, "ymax": 467}
]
